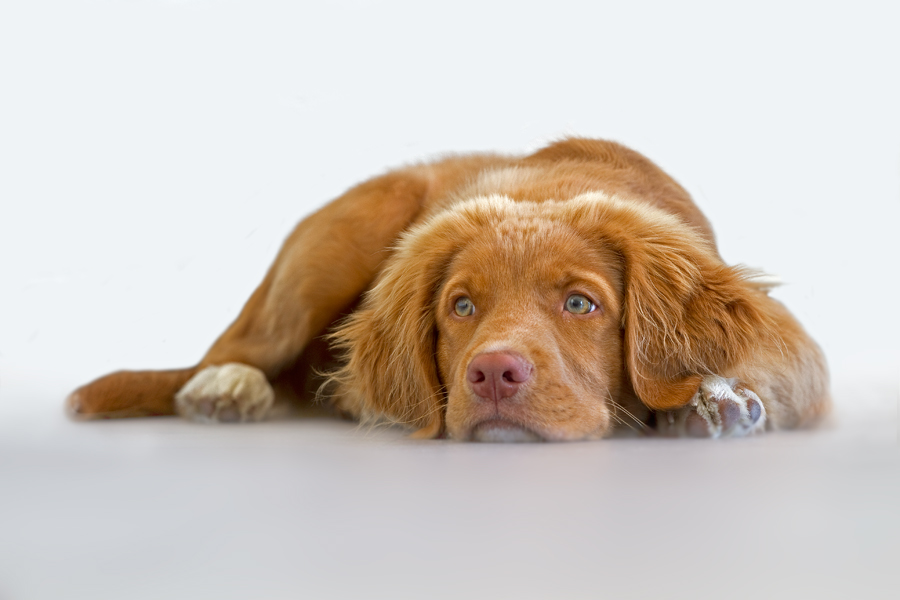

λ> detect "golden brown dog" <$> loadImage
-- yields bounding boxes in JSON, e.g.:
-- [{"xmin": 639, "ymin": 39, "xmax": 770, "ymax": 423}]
[{"xmin": 67, "ymin": 138, "xmax": 830, "ymax": 441}]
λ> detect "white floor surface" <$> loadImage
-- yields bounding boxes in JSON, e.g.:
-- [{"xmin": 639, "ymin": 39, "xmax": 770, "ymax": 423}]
[{"xmin": 0, "ymin": 376, "xmax": 896, "ymax": 600}]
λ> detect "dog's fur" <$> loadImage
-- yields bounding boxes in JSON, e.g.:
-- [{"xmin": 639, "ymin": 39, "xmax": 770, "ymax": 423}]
[{"xmin": 67, "ymin": 138, "xmax": 830, "ymax": 440}]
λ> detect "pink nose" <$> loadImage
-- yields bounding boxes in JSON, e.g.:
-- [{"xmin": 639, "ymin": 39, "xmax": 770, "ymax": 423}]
[{"xmin": 467, "ymin": 352, "xmax": 532, "ymax": 402}]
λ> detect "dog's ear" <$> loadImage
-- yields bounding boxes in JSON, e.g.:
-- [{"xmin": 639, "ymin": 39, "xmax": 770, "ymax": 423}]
[
  {"xmin": 571, "ymin": 196, "xmax": 778, "ymax": 411},
  {"xmin": 329, "ymin": 215, "xmax": 476, "ymax": 439}
]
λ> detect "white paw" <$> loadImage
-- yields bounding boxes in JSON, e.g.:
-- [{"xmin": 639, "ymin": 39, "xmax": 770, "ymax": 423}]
[
  {"xmin": 658, "ymin": 375, "xmax": 766, "ymax": 438},
  {"xmin": 175, "ymin": 363, "xmax": 274, "ymax": 423}
]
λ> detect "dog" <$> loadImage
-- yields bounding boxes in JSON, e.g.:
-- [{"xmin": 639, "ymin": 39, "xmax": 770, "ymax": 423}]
[{"xmin": 67, "ymin": 138, "xmax": 831, "ymax": 441}]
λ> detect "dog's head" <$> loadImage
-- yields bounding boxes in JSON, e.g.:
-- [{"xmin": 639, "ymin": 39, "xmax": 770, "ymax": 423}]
[{"xmin": 331, "ymin": 194, "xmax": 774, "ymax": 441}]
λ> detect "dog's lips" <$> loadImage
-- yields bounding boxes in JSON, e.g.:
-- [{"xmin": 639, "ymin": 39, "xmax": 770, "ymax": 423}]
[{"xmin": 469, "ymin": 418, "xmax": 544, "ymax": 443}]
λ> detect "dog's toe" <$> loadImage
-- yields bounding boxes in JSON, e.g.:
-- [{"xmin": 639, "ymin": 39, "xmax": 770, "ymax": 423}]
[
  {"xmin": 684, "ymin": 410, "xmax": 712, "ymax": 437},
  {"xmin": 65, "ymin": 391, "xmax": 85, "ymax": 419},
  {"xmin": 718, "ymin": 398, "xmax": 743, "ymax": 431}
]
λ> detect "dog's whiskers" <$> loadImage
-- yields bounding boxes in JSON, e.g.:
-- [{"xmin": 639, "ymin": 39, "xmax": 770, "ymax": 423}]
[{"xmin": 606, "ymin": 395, "xmax": 647, "ymax": 433}]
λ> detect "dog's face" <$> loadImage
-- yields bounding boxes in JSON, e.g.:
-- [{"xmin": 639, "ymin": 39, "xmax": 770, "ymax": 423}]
[
  {"xmin": 434, "ymin": 214, "xmax": 625, "ymax": 441},
  {"xmin": 332, "ymin": 194, "xmax": 770, "ymax": 441}
]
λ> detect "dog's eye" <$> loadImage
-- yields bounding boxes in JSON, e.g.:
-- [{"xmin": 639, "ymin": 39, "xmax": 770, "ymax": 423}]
[
  {"xmin": 565, "ymin": 294, "xmax": 595, "ymax": 315},
  {"xmin": 454, "ymin": 297, "xmax": 475, "ymax": 317}
]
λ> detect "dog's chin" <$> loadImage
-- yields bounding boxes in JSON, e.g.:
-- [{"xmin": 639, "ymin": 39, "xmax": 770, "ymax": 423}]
[{"xmin": 469, "ymin": 419, "xmax": 543, "ymax": 443}]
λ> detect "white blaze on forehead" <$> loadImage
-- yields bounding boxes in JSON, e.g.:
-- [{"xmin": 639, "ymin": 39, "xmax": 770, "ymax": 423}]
[{"xmin": 456, "ymin": 166, "xmax": 543, "ymax": 199}]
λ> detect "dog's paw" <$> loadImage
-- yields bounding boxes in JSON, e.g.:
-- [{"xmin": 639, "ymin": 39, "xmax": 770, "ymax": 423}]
[
  {"xmin": 175, "ymin": 363, "xmax": 274, "ymax": 423},
  {"xmin": 657, "ymin": 375, "xmax": 766, "ymax": 438}
]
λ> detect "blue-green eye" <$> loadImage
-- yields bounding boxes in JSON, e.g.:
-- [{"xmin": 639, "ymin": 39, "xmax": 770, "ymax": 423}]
[
  {"xmin": 454, "ymin": 297, "xmax": 475, "ymax": 317},
  {"xmin": 565, "ymin": 294, "xmax": 595, "ymax": 315}
]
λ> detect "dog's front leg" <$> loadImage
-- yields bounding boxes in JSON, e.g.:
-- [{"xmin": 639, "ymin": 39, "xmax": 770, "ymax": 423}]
[{"xmin": 653, "ymin": 297, "xmax": 831, "ymax": 437}]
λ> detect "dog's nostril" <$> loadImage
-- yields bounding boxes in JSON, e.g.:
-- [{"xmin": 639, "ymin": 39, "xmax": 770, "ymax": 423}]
[{"xmin": 472, "ymin": 371, "xmax": 486, "ymax": 383}]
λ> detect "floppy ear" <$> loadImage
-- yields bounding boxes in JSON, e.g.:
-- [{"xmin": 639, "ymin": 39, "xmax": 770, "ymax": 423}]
[
  {"xmin": 572, "ymin": 197, "xmax": 779, "ymax": 411},
  {"xmin": 328, "ymin": 213, "xmax": 478, "ymax": 439}
]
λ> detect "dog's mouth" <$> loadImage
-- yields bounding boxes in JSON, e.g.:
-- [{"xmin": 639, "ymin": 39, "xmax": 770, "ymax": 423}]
[{"xmin": 469, "ymin": 419, "xmax": 544, "ymax": 443}]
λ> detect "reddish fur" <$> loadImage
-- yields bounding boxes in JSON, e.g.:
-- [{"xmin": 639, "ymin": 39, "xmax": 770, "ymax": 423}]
[{"xmin": 68, "ymin": 138, "xmax": 830, "ymax": 438}]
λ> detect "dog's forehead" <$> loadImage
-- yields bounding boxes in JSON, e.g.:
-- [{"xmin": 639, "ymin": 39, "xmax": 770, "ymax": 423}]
[
  {"xmin": 444, "ymin": 206, "xmax": 621, "ymax": 292},
  {"xmin": 472, "ymin": 212, "xmax": 585, "ymax": 261}
]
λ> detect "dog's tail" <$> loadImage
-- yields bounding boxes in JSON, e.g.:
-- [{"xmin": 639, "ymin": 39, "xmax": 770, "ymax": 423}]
[{"xmin": 66, "ymin": 368, "xmax": 199, "ymax": 419}]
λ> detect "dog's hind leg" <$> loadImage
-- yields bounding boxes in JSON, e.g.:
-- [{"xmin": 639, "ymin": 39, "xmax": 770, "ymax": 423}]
[
  {"xmin": 67, "ymin": 164, "xmax": 457, "ymax": 420},
  {"xmin": 67, "ymin": 368, "xmax": 199, "ymax": 419}
]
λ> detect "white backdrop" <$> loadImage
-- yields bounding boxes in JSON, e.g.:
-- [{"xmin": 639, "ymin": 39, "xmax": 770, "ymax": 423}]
[
  {"xmin": 1, "ymin": 0, "xmax": 898, "ymax": 413},
  {"xmin": 1, "ymin": 3, "xmax": 898, "ymax": 600}
]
